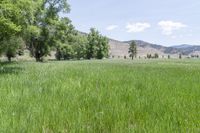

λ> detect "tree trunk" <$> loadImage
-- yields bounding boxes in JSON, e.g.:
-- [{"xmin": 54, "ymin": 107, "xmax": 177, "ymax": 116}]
[
  {"xmin": 8, "ymin": 56, "xmax": 11, "ymax": 62},
  {"xmin": 35, "ymin": 51, "xmax": 43, "ymax": 62},
  {"xmin": 36, "ymin": 58, "xmax": 41, "ymax": 62}
]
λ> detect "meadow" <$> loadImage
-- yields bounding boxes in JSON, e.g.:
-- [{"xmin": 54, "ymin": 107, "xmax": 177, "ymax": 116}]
[{"xmin": 0, "ymin": 59, "xmax": 200, "ymax": 132}]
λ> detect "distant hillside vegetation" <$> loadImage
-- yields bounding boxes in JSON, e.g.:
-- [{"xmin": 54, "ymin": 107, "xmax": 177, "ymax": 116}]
[
  {"xmin": 78, "ymin": 31, "xmax": 200, "ymax": 57},
  {"xmin": 110, "ymin": 40, "xmax": 200, "ymax": 57}
]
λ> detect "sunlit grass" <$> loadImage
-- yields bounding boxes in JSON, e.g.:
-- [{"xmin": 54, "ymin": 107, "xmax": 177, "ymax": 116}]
[{"xmin": 0, "ymin": 59, "xmax": 200, "ymax": 132}]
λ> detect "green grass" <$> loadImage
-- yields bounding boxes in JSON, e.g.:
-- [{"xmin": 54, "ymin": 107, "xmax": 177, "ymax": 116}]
[{"xmin": 0, "ymin": 59, "xmax": 200, "ymax": 132}]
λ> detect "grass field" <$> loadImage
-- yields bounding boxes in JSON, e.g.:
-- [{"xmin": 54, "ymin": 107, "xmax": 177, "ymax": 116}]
[{"xmin": 0, "ymin": 59, "xmax": 200, "ymax": 132}]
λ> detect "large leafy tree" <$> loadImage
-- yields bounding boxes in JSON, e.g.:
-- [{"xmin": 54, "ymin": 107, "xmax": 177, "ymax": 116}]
[
  {"xmin": 0, "ymin": 0, "xmax": 109, "ymax": 62},
  {"xmin": 73, "ymin": 34, "xmax": 88, "ymax": 60},
  {"xmin": 96, "ymin": 36, "xmax": 109, "ymax": 59},
  {"xmin": 87, "ymin": 28, "xmax": 98, "ymax": 59},
  {"xmin": 0, "ymin": 0, "xmax": 36, "ymax": 60},
  {"xmin": 54, "ymin": 18, "xmax": 78, "ymax": 60},
  {"xmin": 0, "ymin": 0, "xmax": 21, "ymax": 40},
  {"xmin": 0, "ymin": 0, "xmax": 36, "ymax": 37},
  {"xmin": 1, "ymin": 36, "xmax": 24, "ymax": 62},
  {"xmin": 129, "ymin": 41, "xmax": 137, "ymax": 60},
  {"xmin": 26, "ymin": 0, "xmax": 71, "ymax": 61},
  {"xmin": 87, "ymin": 28, "xmax": 109, "ymax": 59}
]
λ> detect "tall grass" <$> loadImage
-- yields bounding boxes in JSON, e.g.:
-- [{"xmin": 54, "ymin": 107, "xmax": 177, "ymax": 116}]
[{"xmin": 0, "ymin": 60, "xmax": 200, "ymax": 132}]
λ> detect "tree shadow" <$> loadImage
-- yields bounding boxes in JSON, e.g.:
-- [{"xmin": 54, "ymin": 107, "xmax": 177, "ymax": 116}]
[{"xmin": 0, "ymin": 62, "xmax": 24, "ymax": 75}]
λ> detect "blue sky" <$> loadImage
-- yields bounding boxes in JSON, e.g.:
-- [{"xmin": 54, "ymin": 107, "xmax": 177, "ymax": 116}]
[{"xmin": 66, "ymin": 0, "xmax": 200, "ymax": 46}]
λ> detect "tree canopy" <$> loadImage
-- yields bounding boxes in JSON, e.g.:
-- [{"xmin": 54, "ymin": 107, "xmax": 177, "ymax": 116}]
[
  {"xmin": 0, "ymin": 0, "xmax": 109, "ymax": 62},
  {"xmin": 87, "ymin": 28, "xmax": 109, "ymax": 59}
]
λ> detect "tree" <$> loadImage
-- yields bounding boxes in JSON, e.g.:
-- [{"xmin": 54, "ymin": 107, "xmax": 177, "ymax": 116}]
[
  {"xmin": 129, "ymin": 41, "xmax": 137, "ymax": 60},
  {"xmin": 0, "ymin": 0, "xmax": 45, "ymax": 61},
  {"xmin": 26, "ymin": 0, "xmax": 71, "ymax": 62},
  {"xmin": 0, "ymin": 1, "xmax": 22, "ymax": 42},
  {"xmin": 154, "ymin": 53, "xmax": 159, "ymax": 58},
  {"xmin": 96, "ymin": 36, "xmax": 109, "ymax": 59},
  {"xmin": 87, "ymin": 28, "xmax": 98, "ymax": 59},
  {"xmin": 73, "ymin": 34, "xmax": 88, "ymax": 60},
  {"xmin": 86, "ymin": 28, "xmax": 109, "ymax": 59},
  {"xmin": 147, "ymin": 54, "xmax": 152, "ymax": 59},
  {"xmin": 179, "ymin": 54, "xmax": 182, "ymax": 59},
  {"xmin": 0, "ymin": 0, "xmax": 80, "ymax": 62},
  {"xmin": 55, "ymin": 43, "xmax": 74, "ymax": 60},
  {"xmin": 0, "ymin": 0, "xmax": 33, "ymax": 61},
  {"xmin": 0, "ymin": 1, "xmax": 22, "ymax": 56},
  {"xmin": 54, "ymin": 17, "xmax": 77, "ymax": 60},
  {"xmin": 63, "ymin": 45, "xmax": 74, "ymax": 60},
  {"xmin": 1, "ymin": 36, "xmax": 24, "ymax": 62}
]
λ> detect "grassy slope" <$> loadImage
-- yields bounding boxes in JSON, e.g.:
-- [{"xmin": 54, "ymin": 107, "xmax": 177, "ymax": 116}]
[{"xmin": 0, "ymin": 60, "xmax": 200, "ymax": 132}]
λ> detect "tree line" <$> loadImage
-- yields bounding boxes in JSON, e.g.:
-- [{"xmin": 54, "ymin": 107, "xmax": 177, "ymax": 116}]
[{"xmin": 0, "ymin": 0, "xmax": 109, "ymax": 62}]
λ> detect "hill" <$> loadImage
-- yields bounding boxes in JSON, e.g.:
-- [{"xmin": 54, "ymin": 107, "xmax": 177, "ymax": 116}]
[
  {"xmin": 78, "ymin": 31, "xmax": 200, "ymax": 58},
  {"xmin": 110, "ymin": 39, "xmax": 200, "ymax": 57}
]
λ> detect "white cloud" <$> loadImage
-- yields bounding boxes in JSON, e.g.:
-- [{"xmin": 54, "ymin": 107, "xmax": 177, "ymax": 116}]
[
  {"xmin": 171, "ymin": 35, "xmax": 177, "ymax": 39},
  {"xmin": 126, "ymin": 22, "xmax": 151, "ymax": 33},
  {"xmin": 158, "ymin": 21, "xmax": 187, "ymax": 35},
  {"xmin": 106, "ymin": 25, "xmax": 118, "ymax": 31}
]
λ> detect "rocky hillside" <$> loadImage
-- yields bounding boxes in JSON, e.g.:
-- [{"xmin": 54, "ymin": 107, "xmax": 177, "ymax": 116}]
[
  {"xmin": 78, "ymin": 31, "xmax": 200, "ymax": 57},
  {"xmin": 109, "ymin": 39, "xmax": 200, "ymax": 57}
]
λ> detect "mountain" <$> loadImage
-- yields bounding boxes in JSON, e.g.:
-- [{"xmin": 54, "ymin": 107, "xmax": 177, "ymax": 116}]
[
  {"xmin": 109, "ymin": 39, "xmax": 200, "ymax": 57},
  {"xmin": 124, "ymin": 40, "xmax": 180, "ymax": 55},
  {"xmin": 171, "ymin": 44, "xmax": 200, "ymax": 55},
  {"xmin": 124, "ymin": 40, "xmax": 164, "ymax": 50},
  {"xmin": 109, "ymin": 39, "xmax": 177, "ymax": 57},
  {"xmin": 172, "ymin": 44, "xmax": 193, "ymax": 49},
  {"xmin": 78, "ymin": 31, "xmax": 200, "ymax": 57},
  {"xmin": 109, "ymin": 39, "xmax": 167, "ymax": 57}
]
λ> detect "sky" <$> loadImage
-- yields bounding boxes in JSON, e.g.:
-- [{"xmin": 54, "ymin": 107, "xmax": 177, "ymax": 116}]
[{"xmin": 66, "ymin": 0, "xmax": 200, "ymax": 46}]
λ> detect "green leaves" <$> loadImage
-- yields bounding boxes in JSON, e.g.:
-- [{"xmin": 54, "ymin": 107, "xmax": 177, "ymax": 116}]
[
  {"xmin": 0, "ymin": 36, "xmax": 25, "ymax": 61},
  {"xmin": 45, "ymin": 0, "xmax": 70, "ymax": 11},
  {"xmin": 87, "ymin": 28, "xmax": 109, "ymax": 59},
  {"xmin": 0, "ymin": 1, "xmax": 22, "ymax": 40},
  {"xmin": 0, "ymin": 17, "xmax": 21, "ymax": 38},
  {"xmin": 0, "ymin": 0, "xmax": 108, "ymax": 62},
  {"xmin": 55, "ymin": 26, "xmax": 109, "ymax": 61},
  {"xmin": 0, "ymin": 1, "xmax": 26, "ymax": 59},
  {"xmin": 24, "ymin": 0, "xmax": 71, "ymax": 61}
]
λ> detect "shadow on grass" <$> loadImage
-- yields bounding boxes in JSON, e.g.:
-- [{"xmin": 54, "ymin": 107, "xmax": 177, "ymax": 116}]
[{"xmin": 0, "ymin": 62, "xmax": 24, "ymax": 75}]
